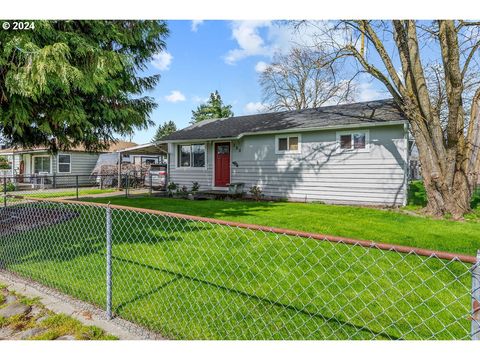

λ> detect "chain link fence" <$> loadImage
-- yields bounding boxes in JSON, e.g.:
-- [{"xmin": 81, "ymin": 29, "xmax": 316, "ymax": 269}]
[
  {"xmin": 1, "ymin": 173, "xmax": 157, "ymax": 202},
  {"xmin": 0, "ymin": 196, "xmax": 479, "ymax": 340}
]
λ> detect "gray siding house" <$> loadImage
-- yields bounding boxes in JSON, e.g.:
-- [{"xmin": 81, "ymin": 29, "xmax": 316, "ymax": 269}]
[
  {"xmin": 162, "ymin": 99, "xmax": 409, "ymax": 206},
  {"xmin": 0, "ymin": 141, "xmax": 137, "ymax": 183}
]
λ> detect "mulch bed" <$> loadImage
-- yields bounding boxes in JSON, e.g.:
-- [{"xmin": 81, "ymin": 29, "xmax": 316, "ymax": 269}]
[{"xmin": 0, "ymin": 205, "xmax": 79, "ymax": 237}]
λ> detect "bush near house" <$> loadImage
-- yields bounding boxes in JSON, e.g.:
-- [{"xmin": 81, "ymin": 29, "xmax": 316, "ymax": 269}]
[{"xmin": 0, "ymin": 156, "xmax": 10, "ymax": 170}]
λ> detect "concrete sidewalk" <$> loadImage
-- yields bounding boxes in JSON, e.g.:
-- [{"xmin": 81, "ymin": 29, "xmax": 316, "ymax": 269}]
[{"xmin": 0, "ymin": 271, "xmax": 163, "ymax": 340}]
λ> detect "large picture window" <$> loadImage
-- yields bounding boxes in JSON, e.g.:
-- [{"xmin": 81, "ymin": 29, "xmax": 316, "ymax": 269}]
[
  {"xmin": 178, "ymin": 144, "xmax": 206, "ymax": 168},
  {"xmin": 33, "ymin": 156, "xmax": 51, "ymax": 174},
  {"xmin": 58, "ymin": 154, "xmax": 71, "ymax": 173}
]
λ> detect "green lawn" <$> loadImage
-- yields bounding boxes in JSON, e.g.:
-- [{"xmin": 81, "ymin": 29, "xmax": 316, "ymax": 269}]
[
  {"xmin": 83, "ymin": 196, "xmax": 480, "ymax": 256},
  {"xmin": 0, "ymin": 202, "xmax": 472, "ymax": 340},
  {"xmin": 23, "ymin": 188, "xmax": 117, "ymax": 199}
]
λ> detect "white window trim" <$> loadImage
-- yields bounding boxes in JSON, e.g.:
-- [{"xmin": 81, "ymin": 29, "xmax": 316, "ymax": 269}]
[
  {"xmin": 336, "ymin": 130, "xmax": 370, "ymax": 153},
  {"xmin": 275, "ymin": 134, "xmax": 302, "ymax": 155},
  {"xmin": 176, "ymin": 143, "xmax": 207, "ymax": 168},
  {"xmin": 57, "ymin": 153, "xmax": 71, "ymax": 174},
  {"xmin": 32, "ymin": 155, "xmax": 52, "ymax": 174}
]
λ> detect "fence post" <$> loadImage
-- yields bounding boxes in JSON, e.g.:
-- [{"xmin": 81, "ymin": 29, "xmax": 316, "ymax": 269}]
[
  {"xmin": 149, "ymin": 173, "xmax": 152, "ymax": 197},
  {"xmin": 473, "ymin": 250, "xmax": 480, "ymax": 340},
  {"xmin": 106, "ymin": 205, "xmax": 113, "ymax": 320},
  {"xmin": 76, "ymin": 175, "xmax": 79, "ymax": 200},
  {"xmin": 125, "ymin": 174, "xmax": 129, "ymax": 198},
  {"xmin": 3, "ymin": 176, "xmax": 6, "ymax": 208}
]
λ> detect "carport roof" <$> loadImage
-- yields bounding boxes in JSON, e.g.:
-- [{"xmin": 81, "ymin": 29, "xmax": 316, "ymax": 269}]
[{"xmin": 116, "ymin": 142, "xmax": 167, "ymax": 156}]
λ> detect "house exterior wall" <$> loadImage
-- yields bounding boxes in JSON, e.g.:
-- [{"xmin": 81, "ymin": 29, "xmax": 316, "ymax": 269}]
[
  {"xmin": 167, "ymin": 124, "xmax": 407, "ymax": 206},
  {"xmin": 18, "ymin": 151, "xmax": 99, "ymax": 176},
  {"xmin": 168, "ymin": 142, "xmax": 213, "ymax": 190}
]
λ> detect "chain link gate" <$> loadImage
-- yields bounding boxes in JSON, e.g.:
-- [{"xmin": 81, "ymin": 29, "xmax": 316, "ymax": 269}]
[{"xmin": 0, "ymin": 196, "xmax": 479, "ymax": 340}]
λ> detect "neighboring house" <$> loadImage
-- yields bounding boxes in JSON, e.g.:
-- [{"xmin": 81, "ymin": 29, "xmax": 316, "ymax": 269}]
[
  {"xmin": 161, "ymin": 99, "xmax": 409, "ymax": 206},
  {"xmin": 0, "ymin": 141, "xmax": 137, "ymax": 183}
]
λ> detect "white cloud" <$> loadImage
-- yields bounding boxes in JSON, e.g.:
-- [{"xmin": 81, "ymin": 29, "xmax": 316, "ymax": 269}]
[
  {"xmin": 225, "ymin": 20, "xmax": 350, "ymax": 65},
  {"xmin": 255, "ymin": 61, "xmax": 268, "ymax": 73},
  {"xmin": 192, "ymin": 95, "xmax": 209, "ymax": 103},
  {"xmin": 224, "ymin": 21, "xmax": 272, "ymax": 64},
  {"xmin": 244, "ymin": 102, "xmax": 268, "ymax": 114},
  {"xmin": 191, "ymin": 20, "xmax": 204, "ymax": 32},
  {"xmin": 165, "ymin": 90, "xmax": 186, "ymax": 103},
  {"xmin": 151, "ymin": 51, "xmax": 173, "ymax": 71},
  {"xmin": 357, "ymin": 82, "xmax": 386, "ymax": 102}
]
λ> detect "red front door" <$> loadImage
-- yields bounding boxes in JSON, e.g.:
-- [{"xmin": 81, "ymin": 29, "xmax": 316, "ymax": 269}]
[{"xmin": 214, "ymin": 142, "xmax": 230, "ymax": 187}]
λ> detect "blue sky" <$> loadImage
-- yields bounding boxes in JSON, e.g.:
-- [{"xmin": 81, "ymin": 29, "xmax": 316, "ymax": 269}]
[{"xmin": 132, "ymin": 20, "xmax": 388, "ymax": 144}]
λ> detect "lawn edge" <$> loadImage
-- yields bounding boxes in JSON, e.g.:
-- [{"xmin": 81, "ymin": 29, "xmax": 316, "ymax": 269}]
[{"xmin": 20, "ymin": 196, "xmax": 478, "ymax": 264}]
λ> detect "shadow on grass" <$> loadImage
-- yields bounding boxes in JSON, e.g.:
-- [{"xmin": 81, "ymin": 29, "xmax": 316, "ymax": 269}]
[{"xmin": 112, "ymin": 255, "xmax": 399, "ymax": 340}]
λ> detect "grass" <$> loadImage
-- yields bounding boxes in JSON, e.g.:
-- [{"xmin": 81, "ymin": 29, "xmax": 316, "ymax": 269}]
[
  {"xmin": 31, "ymin": 314, "xmax": 117, "ymax": 340},
  {"xmin": 0, "ymin": 202, "xmax": 472, "ymax": 340},
  {"xmin": 82, "ymin": 195, "xmax": 480, "ymax": 256},
  {"xmin": 0, "ymin": 285, "xmax": 116, "ymax": 340},
  {"xmin": 25, "ymin": 188, "xmax": 117, "ymax": 199}
]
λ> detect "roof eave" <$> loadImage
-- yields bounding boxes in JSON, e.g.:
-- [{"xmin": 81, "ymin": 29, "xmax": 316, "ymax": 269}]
[{"xmin": 163, "ymin": 119, "xmax": 408, "ymax": 143}]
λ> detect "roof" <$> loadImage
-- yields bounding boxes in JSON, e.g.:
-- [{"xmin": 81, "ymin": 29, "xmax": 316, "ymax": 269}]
[
  {"xmin": 115, "ymin": 142, "xmax": 168, "ymax": 155},
  {"xmin": 163, "ymin": 99, "xmax": 407, "ymax": 142},
  {"xmin": 0, "ymin": 140, "xmax": 137, "ymax": 155}
]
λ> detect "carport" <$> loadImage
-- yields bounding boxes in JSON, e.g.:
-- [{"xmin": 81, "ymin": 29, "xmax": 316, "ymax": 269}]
[{"xmin": 115, "ymin": 142, "xmax": 168, "ymax": 189}]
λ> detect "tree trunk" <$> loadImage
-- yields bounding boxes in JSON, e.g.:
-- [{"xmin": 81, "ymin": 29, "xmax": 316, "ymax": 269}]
[{"xmin": 415, "ymin": 134, "xmax": 473, "ymax": 219}]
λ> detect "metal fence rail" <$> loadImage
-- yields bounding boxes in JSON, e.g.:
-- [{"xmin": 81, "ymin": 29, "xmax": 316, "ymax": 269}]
[
  {"xmin": 1, "ymin": 173, "xmax": 155, "ymax": 202},
  {"xmin": 0, "ymin": 197, "xmax": 478, "ymax": 340}
]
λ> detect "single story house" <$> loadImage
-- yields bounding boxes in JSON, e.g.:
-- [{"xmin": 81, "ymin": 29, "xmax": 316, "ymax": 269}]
[
  {"xmin": 161, "ymin": 99, "xmax": 409, "ymax": 206},
  {"xmin": 0, "ymin": 141, "xmax": 137, "ymax": 182}
]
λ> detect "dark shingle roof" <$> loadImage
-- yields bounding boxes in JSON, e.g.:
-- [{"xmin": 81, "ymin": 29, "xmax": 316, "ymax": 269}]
[{"xmin": 163, "ymin": 99, "xmax": 407, "ymax": 141}]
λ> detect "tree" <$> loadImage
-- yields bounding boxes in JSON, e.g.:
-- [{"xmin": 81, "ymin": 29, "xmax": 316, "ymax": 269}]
[
  {"xmin": 152, "ymin": 120, "xmax": 177, "ymax": 142},
  {"xmin": 191, "ymin": 91, "xmax": 233, "ymax": 124},
  {"xmin": 259, "ymin": 47, "xmax": 356, "ymax": 111},
  {"xmin": 0, "ymin": 20, "xmax": 169, "ymax": 152},
  {"xmin": 309, "ymin": 20, "xmax": 480, "ymax": 218}
]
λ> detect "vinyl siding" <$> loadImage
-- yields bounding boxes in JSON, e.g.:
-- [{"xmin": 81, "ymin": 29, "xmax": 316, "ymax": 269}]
[
  {"xmin": 168, "ymin": 143, "xmax": 213, "ymax": 189},
  {"xmin": 167, "ymin": 124, "xmax": 407, "ymax": 206}
]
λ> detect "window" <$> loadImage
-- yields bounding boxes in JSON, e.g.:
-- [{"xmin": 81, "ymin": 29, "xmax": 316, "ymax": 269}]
[
  {"xmin": 58, "ymin": 154, "xmax": 71, "ymax": 173},
  {"xmin": 178, "ymin": 144, "xmax": 206, "ymax": 168},
  {"xmin": 192, "ymin": 144, "xmax": 205, "ymax": 167},
  {"xmin": 33, "ymin": 156, "xmax": 51, "ymax": 174},
  {"xmin": 179, "ymin": 145, "xmax": 191, "ymax": 167},
  {"xmin": 276, "ymin": 135, "xmax": 301, "ymax": 154},
  {"xmin": 337, "ymin": 131, "xmax": 369, "ymax": 151}
]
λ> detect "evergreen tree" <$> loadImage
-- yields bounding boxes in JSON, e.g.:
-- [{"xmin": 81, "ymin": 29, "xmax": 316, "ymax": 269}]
[
  {"xmin": 190, "ymin": 90, "xmax": 233, "ymax": 124},
  {"xmin": 152, "ymin": 120, "xmax": 177, "ymax": 141},
  {"xmin": 0, "ymin": 20, "xmax": 169, "ymax": 152}
]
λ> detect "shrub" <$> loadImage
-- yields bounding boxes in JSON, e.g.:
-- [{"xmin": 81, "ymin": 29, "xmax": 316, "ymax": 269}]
[
  {"xmin": 0, "ymin": 156, "xmax": 10, "ymax": 170},
  {"xmin": 167, "ymin": 182, "xmax": 178, "ymax": 197},
  {"xmin": 0, "ymin": 182, "xmax": 15, "ymax": 192},
  {"xmin": 191, "ymin": 181, "xmax": 200, "ymax": 194},
  {"xmin": 407, "ymin": 181, "xmax": 427, "ymax": 207},
  {"xmin": 249, "ymin": 185, "xmax": 262, "ymax": 201}
]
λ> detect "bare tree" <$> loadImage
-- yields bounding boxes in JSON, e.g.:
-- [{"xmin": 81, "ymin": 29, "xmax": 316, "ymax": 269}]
[
  {"xmin": 259, "ymin": 47, "xmax": 356, "ymax": 111},
  {"xmin": 307, "ymin": 20, "xmax": 480, "ymax": 218}
]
